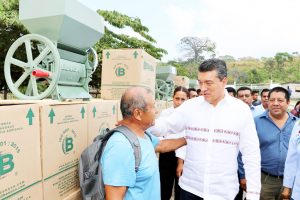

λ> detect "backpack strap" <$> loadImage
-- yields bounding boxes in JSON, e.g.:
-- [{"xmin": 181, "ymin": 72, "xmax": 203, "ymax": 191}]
[
  {"xmin": 94, "ymin": 129, "xmax": 116, "ymax": 162},
  {"xmin": 114, "ymin": 126, "xmax": 141, "ymax": 172},
  {"xmin": 96, "ymin": 125, "xmax": 152, "ymax": 172}
]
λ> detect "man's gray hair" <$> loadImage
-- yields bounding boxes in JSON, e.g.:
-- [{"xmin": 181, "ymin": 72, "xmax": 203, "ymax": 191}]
[
  {"xmin": 120, "ymin": 87, "xmax": 153, "ymax": 119},
  {"xmin": 198, "ymin": 58, "xmax": 227, "ymax": 80}
]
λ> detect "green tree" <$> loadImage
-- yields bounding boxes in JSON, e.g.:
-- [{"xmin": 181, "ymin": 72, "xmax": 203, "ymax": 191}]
[
  {"xmin": 90, "ymin": 10, "xmax": 167, "ymax": 89},
  {"xmin": 218, "ymin": 55, "xmax": 235, "ymax": 62},
  {"xmin": 274, "ymin": 52, "xmax": 293, "ymax": 69},
  {"xmin": 263, "ymin": 57, "xmax": 276, "ymax": 80},
  {"xmin": 0, "ymin": 0, "xmax": 28, "ymax": 98},
  {"xmin": 246, "ymin": 68, "xmax": 264, "ymax": 84},
  {"xmin": 228, "ymin": 67, "xmax": 247, "ymax": 84}
]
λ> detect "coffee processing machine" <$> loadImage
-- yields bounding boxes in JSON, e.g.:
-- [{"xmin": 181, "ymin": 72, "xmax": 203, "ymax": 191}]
[
  {"xmin": 4, "ymin": 0, "xmax": 104, "ymax": 100},
  {"xmin": 155, "ymin": 66, "xmax": 177, "ymax": 101}
]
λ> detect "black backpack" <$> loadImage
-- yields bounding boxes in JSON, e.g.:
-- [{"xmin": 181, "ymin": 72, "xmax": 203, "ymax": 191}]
[{"xmin": 78, "ymin": 125, "xmax": 151, "ymax": 200}]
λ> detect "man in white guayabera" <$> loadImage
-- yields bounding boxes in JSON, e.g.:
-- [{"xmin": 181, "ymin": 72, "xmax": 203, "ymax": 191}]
[{"xmin": 150, "ymin": 58, "xmax": 261, "ymax": 200}]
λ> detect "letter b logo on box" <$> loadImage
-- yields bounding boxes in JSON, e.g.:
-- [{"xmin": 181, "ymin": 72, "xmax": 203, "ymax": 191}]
[
  {"xmin": 62, "ymin": 137, "xmax": 74, "ymax": 154},
  {"xmin": 0, "ymin": 154, "xmax": 14, "ymax": 176},
  {"xmin": 115, "ymin": 67, "xmax": 125, "ymax": 77}
]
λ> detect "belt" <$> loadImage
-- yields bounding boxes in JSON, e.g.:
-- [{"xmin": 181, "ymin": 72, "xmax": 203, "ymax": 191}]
[{"xmin": 261, "ymin": 171, "xmax": 283, "ymax": 179}]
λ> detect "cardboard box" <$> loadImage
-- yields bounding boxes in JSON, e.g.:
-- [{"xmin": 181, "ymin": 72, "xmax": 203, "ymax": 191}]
[
  {"xmin": 155, "ymin": 100, "xmax": 167, "ymax": 118},
  {"xmin": 174, "ymin": 76, "xmax": 190, "ymax": 88},
  {"xmin": 101, "ymin": 49, "xmax": 157, "ymax": 100},
  {"xmin": 5, "ymin": 183, "xmax": 43, "ymax": 200},
  {"xmin": 87, "ymin": 100, "xmax": 118, "ymax": 144},
  {"xmin": 63, "ymin": 189, "xmax": 82, "ymax": 200},
  {"xmin": 115, "ymin": 100, "xmax": 123, "ymax": 121},
  {"xmin": 40, "ymin": 102, "xmax": 88, "ymax": 200},
  {"xmin": 0, "ymin": 102, "xmax": 43, "ymax": 200}
]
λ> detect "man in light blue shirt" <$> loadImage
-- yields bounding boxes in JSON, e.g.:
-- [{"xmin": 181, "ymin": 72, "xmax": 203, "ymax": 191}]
[
  {"xmin": 236, "ymin": 86, "xmax": 264, "ymax": 200},
  {"xmin": 282, "ymin": 119, "xmax": 300, "ymax": 200},
  {"xmin": 237, "ymin": 87, "xmax": 264, "ymax": 118},
  {"xmin": 101, "ymin": 87, "xmax": 187, "ymax": 200},
  {"xmin": 239, "ymin": 87, "xmax": 297, "ymax": 200}
]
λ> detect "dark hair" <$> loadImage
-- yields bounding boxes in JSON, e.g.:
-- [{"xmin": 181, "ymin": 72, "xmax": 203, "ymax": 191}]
[
  {"xmin": 174, "ymin": 86, "xmax": 189, "ymax": 97},
  {"xmin": 260, "ymin": 88, "xmax": 270, "ymax": 97},
  {"xmin": 268, "ymin": 87, "xmax": 290, "ymax": 101},
  {"xmin": 294, "ymin": 101, "xmax": 300, "ymax": 109},
  {"xmin": 196, "ymin": 89, "xmax": 201, "ymax": 94},
  {"xmin": 188, "ymin": 88, "xmax": 196, "ymax": 92},
  {"xmin": 226, "ymin": 87, "xmax": 236, "ymax": 97},
  {"xmin": 251, "ymin": 90, "xmax": 259, "ymax": 95},
  {"xmin": 237, "ymin": 86, "xmax": 252, "ymax": 95},
  {"xmin": 198, "ymin": 58, "xmax": 227, "ymax": 80},
  {"xmin": 120, "ymin": 87, "xmax": 152, "ymax": 119}
]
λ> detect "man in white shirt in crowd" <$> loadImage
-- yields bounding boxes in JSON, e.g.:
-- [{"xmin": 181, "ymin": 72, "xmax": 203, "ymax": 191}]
[
  {"xmin": 237, "ymin": 86, "xmax": 265, "ymax": 118},
  {"xmin": 251, "ymin": 90, "xmax": 261, "ymax": 106},
  {"xmin": 150, "ymin": 58, "xmax": 261, "ymax": 200},
  {"xmin": 258, "ymin": 88, "xmax": 270, "ymax": 110}
]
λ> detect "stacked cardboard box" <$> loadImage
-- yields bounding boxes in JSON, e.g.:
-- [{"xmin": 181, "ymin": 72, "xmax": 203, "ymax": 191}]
[
  {"xmin": 0, "ymin": 101, "xmax": 43, "ymax": 200},
  {"xmin": 101, "ymin": 49, "xmax": 157, "ymax": 100},
  {"xmin": 63, "ymin": 189, "xmax": 81, "ymax": 200},
  {"xmin": 39, "ymin": 102, "xmax": 87, "ymax": 200},
  {"xmin": 87, "ymin": 99, "xmax": 118, "ymax": 144},
  {"xmin": 174, "ymin": 76, "xmax": 190, "ymax": 88}
]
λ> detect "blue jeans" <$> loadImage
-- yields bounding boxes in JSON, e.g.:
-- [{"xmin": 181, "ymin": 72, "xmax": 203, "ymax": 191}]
[{"xmin": 180, "ymin": 189, "xmax": 203, "ymax": 200}]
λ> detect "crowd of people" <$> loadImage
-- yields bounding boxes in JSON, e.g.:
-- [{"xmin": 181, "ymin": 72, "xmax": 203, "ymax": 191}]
[{"xmin": 100, "ymin": 58, "xmax": 300, "ymax": 200}]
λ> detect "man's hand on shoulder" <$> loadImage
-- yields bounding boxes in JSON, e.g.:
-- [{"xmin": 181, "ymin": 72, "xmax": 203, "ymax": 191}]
[
  {"xmin": 155, "ymin": 137, "xmax": 186, "ymax": 153},
  {"xmin": 240, "ymin": 178, "xmax": 247, "ymax": 191}
]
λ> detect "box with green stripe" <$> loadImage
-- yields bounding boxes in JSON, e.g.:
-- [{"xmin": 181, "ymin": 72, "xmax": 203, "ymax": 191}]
[
  {"xmin": 101, "ymin": 49, "xmax": 157, "ymax": 100},
  {"xmin": 39, "ymin": 102, "xmax": 87, "ymax": 200},
  {"xmin": 0, "ymin": 101, "xmax": 43, "ymax": 200}
]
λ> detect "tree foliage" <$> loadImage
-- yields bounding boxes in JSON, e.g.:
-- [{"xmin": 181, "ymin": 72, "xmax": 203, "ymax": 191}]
[
  {"xmin": 263, "ymin": 57, "xmax": 276, "ymax": 80},
  {"xmin": 97, "ymin": 10, "xmax": 167, "ymax": 60},
  {"xmin": 169, "ymin": 53, "xmax": 299, "ymax": 86},
  {"xmin": 179, "ymin": 36, "xmax": 216, "ymax": 63},
  {"xmin": 0, "ymin": 0, "xmax": 28, "ymax": 93},
  {"xmin": 90, "ymin": 10, "xmax": 167, "ymax": 89},
  {"xmin": 274, "ymin": 52, "xmax": 293, "ymax": 70}
]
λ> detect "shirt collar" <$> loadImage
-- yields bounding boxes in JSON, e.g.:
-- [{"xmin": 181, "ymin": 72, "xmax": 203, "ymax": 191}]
[
  {"xmin": 259, "ymin": 110, "xmax": 298, "ymax": 121},
  {"xmin": 201, "ymin": 89, "xmax": 231, "ymax": 107}
]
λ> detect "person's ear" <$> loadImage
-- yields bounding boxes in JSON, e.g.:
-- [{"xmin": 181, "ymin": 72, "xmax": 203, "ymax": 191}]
[
  {"xmin": 222, "ymin": 77, "xmax": 228, "ymax": 86},
  {"xmin": 133, "ymin": 108, "xmax": 142, "ymax": 121}
]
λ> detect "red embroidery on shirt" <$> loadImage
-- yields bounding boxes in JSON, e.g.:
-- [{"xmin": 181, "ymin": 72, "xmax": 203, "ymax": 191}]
[
  {"xmin": 186, "ymin": 136, "xmax": 208, "ymax": 142},
  {"xmin": 185, "ymin": 127, "xmax": 209, "ymax": 132}
]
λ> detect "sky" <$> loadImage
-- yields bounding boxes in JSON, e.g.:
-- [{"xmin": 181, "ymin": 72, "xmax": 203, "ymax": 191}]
[{"xmin": 79, "ymin": 0, "xmax": 300, "ymax": 62}]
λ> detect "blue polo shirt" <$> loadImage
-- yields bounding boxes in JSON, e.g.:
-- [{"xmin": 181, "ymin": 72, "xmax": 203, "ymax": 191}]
[
  {"xmin": 255, "ymin": 111, "xmax": 297, "ymax": 176},
  {"xmin": 239, "ymin": 110, "xmax": 297, "ymax": 178},
  {"xmin": 283, "ymin": 120, "xmax": 300, "ymax": 200}
]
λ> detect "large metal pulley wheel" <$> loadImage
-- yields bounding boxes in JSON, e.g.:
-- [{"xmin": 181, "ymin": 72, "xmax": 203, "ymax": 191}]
[
  {"xmin": 155, "ymin": 79, "xmax": 170, "ymax": 100},
  {"xmin": 4, "ymin": 34, "xmax": 60, "ymax": 100}
]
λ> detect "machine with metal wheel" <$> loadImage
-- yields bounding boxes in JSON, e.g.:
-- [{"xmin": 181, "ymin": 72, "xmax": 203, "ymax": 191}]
[
  {"xmin": 155, "ymin": 66, "xmax": 177, "ymax": 100},
  {"xmin": 4, "ymin": 0, "xmax": 104, "ymax": 100}
]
